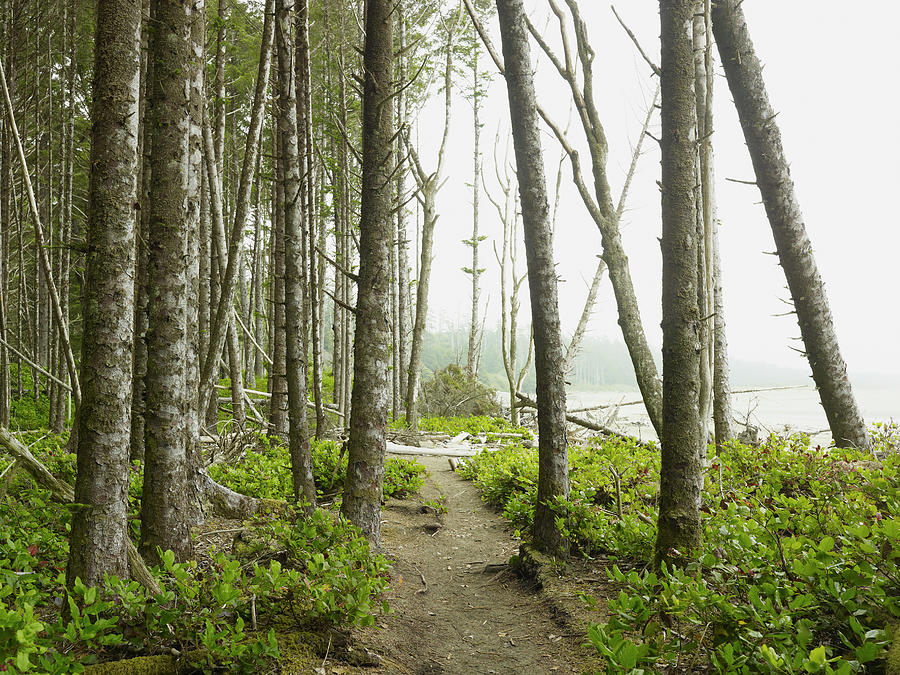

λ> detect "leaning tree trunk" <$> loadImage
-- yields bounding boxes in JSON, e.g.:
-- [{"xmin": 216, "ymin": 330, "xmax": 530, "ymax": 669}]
[
  {"xmin": 140, "ymin": 0, "xmax": 194, "ymax": 564},
  {"xmin": 495, "ymin": 0, "xmax": 569, "ymax": 559},
  {"xmin": 340, "ymin": 0, "xmax": 393, "ymax": 545},
  {"xmin": 711, "ymin": 0, "xmax": 869, "ymax": 450},
  {"xmin": 275, "ymin": 0, "xmax": 316, "ymax": 508},
  {"xmin": 66, "ymin": 0, "xmax": 141, "ymax": 588},
  {"xmin": 655, "ymin": 0, "xmax": 703, "ymax": 569}
]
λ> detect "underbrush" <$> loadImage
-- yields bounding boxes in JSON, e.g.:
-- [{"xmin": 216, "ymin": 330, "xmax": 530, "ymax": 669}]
[
  {"xmin": 458, "ymin": 426, "xmax": 900, "ymax": 673},
  {"xmin": 390, "ymin": 414, "xmax": 534, "ymax": 441},
  {"xmin": 1, "ymin": 433, "xmax": 398, "ymax": 673},
  {"xmin": 208, "ymin": 435, "xmax": 426, "ymax": 501}
]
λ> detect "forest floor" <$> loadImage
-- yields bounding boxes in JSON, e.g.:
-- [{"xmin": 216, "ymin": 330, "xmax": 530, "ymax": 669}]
[{"xmin": 298, "ymin": 454, "xmax": 611, "ymax": 675}]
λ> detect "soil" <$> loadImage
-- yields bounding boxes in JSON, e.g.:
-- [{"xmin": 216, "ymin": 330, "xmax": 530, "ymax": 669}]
[{"xmin": 346, "ymin": 454, "xmax": 603, "ymax": 675}]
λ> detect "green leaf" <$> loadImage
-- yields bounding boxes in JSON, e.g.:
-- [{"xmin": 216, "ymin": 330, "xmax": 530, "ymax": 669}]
[
  {"xmin": 817, "ymin": 536, "xmax": 835, "ymax": 553},
  {"xmin": 808, "ymin": 645, "xmax": 826, "ymax": 666},
  {"xmin": 855, "ymin": 642, "xmax": 880, "ymax": 663}
]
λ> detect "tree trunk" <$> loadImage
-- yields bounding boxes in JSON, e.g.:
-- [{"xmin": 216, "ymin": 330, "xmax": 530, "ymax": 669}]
[
  {"xmin": 131, "ymin": 0, "xmax": 152, "ymax": 460},
  {"xmin": 466, "ymin": 47, "xmax": 483, "ymax": 379},
  {"xmin": 198, "ymin": 0, "xmax": 274, "ymax": 419},
  {"xmin": 403, "ymin": 14, "xmax": 457, "ymax": 430},
  {"xmin": 655, "ymin": 0, "xmax": 703, "ymax": 569},
  {"xmin": 297, "ymin": 0, "xmax": 326, "ymax": 438},
  {"xmin": 269, "ymin": 125, "xmax": 290, "ymax": 440},
  {"xmin": 711, "ymin": 0, "xmax": 869, "ymax": 450},
  {"xmin": 275, "ymin": 0, "xmax": 316, "ymax": 507},
  {"xmin": 341, "ymin": 0, "xmax": 393, "ymax": 544},
  {"xmin": 403, "ymin": 183, "xmax": 434, "ymax": 430},
  {"xmin": 395, "ymin": 2, "xmax": 410, "ymax": 410},
  {"xmin": 140, "ymin": 0, "xmax": 194, "ymax": 564},
  {"xmin": 495, "ymin": 0, "xmax": 569, "ymax": 559},
  {"xmin": 66, "ymin": 0, "xmax": 141, "ymax": 587}
]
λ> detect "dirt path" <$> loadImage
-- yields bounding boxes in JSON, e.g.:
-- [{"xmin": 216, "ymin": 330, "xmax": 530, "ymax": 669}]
[{"xmin": 356, "ymin": 455, "xmax": 596, "ymax": 675}]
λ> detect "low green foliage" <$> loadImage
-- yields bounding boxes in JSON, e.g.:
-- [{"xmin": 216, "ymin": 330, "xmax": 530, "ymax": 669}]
[
  {"xmin": 391, "ymin": 414, "xmax": 533, "ymax": 440},
  {"xmin": 459, "ymin": 427, "xmax": 900, "ymax": 673},
  {"xmin": 384, "ymin": 458, "xmax": 426, "ymax": 499},
  {"xmin": 5, "ymin": 366, "xmax": 57, "ymax": 432},
  {"xmin": 0, "ymin": 434, "xmax": 393, "ymax": 673},
  {"xmin": 209, "ymin": 435, "xmax": 426, "ymax": 501}
]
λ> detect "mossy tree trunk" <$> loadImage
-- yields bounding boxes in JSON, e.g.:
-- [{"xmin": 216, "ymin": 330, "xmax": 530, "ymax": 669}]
[
  {"xmin": 711, "ymin": 0, "xmax": 869, "ymax": 450},
  {"xmin": 340, "ymin": 0, "xmax": 394, "ymax": 544},
  {"xmin": 655, "ymin": 0, "xmax": 704, "ymax": 569},
  {"xmin": 275, "ymin": 0, "xmax": 316, "ymax": 507},
  {"xmin": 495, "ymin": 0, "xmax": 569, "ymax": 558},
  {"xmin": 140, "ymin": 0, "xmax": 195, "ymax": 564},
  {"xmin": 66, "ymin": 0, "xmax": 141, "ymax": 587}
]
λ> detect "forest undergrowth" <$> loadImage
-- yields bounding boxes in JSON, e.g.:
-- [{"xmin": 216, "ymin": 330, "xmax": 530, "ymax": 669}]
[
  {"xmin": 455, "ymin": 418, "xmax": 900, "ymax": 674},
  {"xmin": 2, "ymin": 372, "xmax": 898, "ymax": 673},
  {"xmin": 0, "ymin": 383, "xmax": 428, "ymax": 673}
]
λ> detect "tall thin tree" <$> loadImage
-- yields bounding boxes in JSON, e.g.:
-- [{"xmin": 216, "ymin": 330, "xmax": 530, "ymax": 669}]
[
  {"xmin": 495, "ymin": 0, "xmax": 569, "ymax": 558},
  {"xmin": 655, "ymin": 0, "xmax": 703, "ymax": 568},
  {"xmin": 275, "ymin": 0, "xmax": 316, "ymax": 507},
  {"xmin": 341, "ymin": 0, "xmax": 394, "ymax": 543},
  {"xmin": 140, "ymin": 0, "xmax": 195, "ymax": 564},
  {"xmin": 66, "ymin": 0, "xmax": 142, "ymax": 587}
]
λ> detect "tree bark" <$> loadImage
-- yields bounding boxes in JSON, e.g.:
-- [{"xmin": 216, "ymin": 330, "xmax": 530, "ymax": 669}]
[
  {"xmin": 269, "ymin": 125, "xmax": 290, "ymax": 439},
  {"xmin": 131, "ymin": 0, "xmax": 152, "ymax": 460},
  {"xmin": 340, "ymin": 0, "xmax": 393, "ymax": 544},
  {"xmin": 66, "ymin": 0, "xmax": 141, "ymax": 588},
  {"xmin": 198, "ymin": 0, "xmax": 274, "ymax": 418},
  {"xmin": 495, "ymin": 0, "xmax": 569, "ymax": 558},
  {"xmin": 296, "ymin": 0, "xmax": 326, "ymax": 439},
  {"xmin": 275, "ymin": 0, "xmax": 316, "ymax": 507},
  {"xmin": 656, "ymin": 0, "xmax": 703, "ymax": 569},
  {"xmin": 711, "ymin": 0, "xmax": 869, "ymax": 450},
  {"xmin": 140, "ymin": 0, "xmax": 195, "ymax": 564},
  {"xmin": 466, "ymin": 47, "xmax": 483, "ymax": 380}
]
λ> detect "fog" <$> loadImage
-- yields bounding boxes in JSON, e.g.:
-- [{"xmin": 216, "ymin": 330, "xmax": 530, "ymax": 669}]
[{"xmin": 410, "ymin": 1, "xmax": 900, "ymax": 384}]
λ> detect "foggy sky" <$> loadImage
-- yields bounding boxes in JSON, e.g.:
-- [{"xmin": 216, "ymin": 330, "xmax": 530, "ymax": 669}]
[{"xmin": 412, "ymin": 1, "xmax": 900, "ymax": 380}]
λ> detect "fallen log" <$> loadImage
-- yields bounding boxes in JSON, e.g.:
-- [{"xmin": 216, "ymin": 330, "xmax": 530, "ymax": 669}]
[{"xmin": 386, "ymin": 441, "xmax": 479, "ymax": 458}]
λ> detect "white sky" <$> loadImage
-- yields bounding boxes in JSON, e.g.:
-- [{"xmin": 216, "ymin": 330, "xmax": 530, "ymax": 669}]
[{"xmin": 410, "ymin": 1, "xmax": 900, "ymax": 379}]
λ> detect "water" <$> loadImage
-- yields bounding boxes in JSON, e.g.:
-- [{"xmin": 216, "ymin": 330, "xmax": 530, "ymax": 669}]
[{"xmin": 514, "ymin": 385, "xmax": 900, "ymax": 445}]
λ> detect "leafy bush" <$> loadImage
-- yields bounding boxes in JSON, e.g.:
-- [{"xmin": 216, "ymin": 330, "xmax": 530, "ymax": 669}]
[
  {"xmin": 459, "ymin": 429, "xmax": 899, "ymax": 672},
  {"xmin": 0, "ymin": 436, "xmax": 393, "ymax": 672},
  {"xmin": 393, "ymin": 414, "xmax": 533, "ymax": 440},
  {"xmin": 384, "ymin": 458, "xmax": 426, "ymax": 499},
  {"xmin": 209, "ymin": 435, "xmax": 426, "ymax": 501},
  {"xmin": 418, "ymin": 364, "xmax": 501, "ymax": 418}
]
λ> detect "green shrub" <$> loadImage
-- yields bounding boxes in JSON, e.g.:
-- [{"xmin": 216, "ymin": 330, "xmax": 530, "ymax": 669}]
[
  {"xmin": 459, "ymin": 428, "xmax": 900, "ymax": 672},
  {"xmin": 209, "ymin": 434, "xmax": 426, "ymax": 501},
  {"xmin": 394, "ymin": 414, "xmax": 533, "ymax": 440},
  {"xmin": 384, "ymin": 458, "xmax": 426, "ymax": 499},
  {"xmin": 0, "ymin": 435, "xmax": 393, "ymax": 673},
  {"xmin": 418, "ymin": 364, "xmax": 501, "ymax": 418}
]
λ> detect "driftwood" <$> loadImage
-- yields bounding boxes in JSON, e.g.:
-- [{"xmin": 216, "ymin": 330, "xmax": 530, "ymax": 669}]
[
  {"xmin": 0, "ymin": 428, "xmax": 161, "ymax": 594},
  {"xmin": 386, "ymin": 441, "xmax": 479, "ymax": 458},
  {"xmin": 514, "ymin": 393, "xmax": 651, "ymax": 447}
]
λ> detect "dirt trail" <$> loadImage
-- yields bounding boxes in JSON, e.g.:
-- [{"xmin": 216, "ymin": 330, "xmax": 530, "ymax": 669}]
[{"xmin": 357, "ymin": 454, "xmax": 596, "ymax": 675}]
